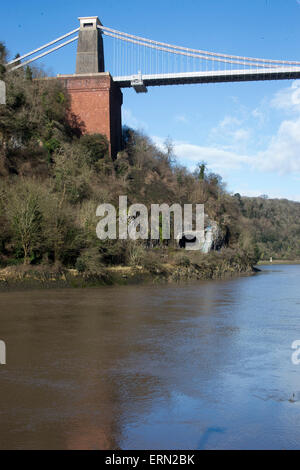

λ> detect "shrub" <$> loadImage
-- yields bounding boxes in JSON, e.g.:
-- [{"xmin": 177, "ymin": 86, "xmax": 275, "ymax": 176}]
[
  {"xmin": 175, "ymin": 255, "xmax": 191, "ymax": 267},
  {"xmin": 75, "ymin": 247, "xmax": 103, "ymax": 273},
  {"xmin": 79, "ymin": 134, "xmax": 109, "ymax": 165},
  {"xmin": 126, "ymin": 241, "xmax": 146, "ymax": 266},
  {"xmin": 140, "ymin": 251, "xmax": 162, "ymax": 273}
]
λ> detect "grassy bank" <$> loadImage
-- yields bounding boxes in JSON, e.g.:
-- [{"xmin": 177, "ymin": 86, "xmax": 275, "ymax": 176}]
[{"xmin": 0, "ymin": 249, "xmax": 257, "ymax": 290}]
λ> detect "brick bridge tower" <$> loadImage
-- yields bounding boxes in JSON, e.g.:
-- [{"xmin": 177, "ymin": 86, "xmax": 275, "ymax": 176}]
[{"xmin": 58, "ymin": 17, "xmax": 123, "ymax": 157}]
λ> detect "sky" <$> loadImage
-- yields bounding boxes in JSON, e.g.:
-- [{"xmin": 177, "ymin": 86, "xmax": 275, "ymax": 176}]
[{"xmin": 1, "ymin": 0, "xmax": 300, "ymax": 200}]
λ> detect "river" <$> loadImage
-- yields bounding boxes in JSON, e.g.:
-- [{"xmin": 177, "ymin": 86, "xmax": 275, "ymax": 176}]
[{"xmin": 0, "ymin": 265, "xmax": 300, "ymax": 450}]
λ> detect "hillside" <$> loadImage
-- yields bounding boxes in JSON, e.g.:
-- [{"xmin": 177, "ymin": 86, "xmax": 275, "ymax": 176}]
[
  {"xmin": 0, "ymin": 42, "xmax": 299, "ymax": 284},
  {"xmin": 238, "ymin": 196, "xmax": 300, "ymax": 260}
]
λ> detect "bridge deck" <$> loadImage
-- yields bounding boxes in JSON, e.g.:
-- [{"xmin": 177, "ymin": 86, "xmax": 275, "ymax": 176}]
[{"xmin": 113, "ymin": 67, "xmax": 300, "ymax": 88}]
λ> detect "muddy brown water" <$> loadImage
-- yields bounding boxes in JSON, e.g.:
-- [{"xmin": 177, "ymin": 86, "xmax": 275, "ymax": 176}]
[{"xmin": 0, "ymin": 265, "xmax": 300, "ymax": 449}]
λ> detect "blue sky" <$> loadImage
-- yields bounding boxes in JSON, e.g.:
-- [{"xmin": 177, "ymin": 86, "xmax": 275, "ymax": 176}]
[{"xmin": 2, "ymin": 0, "xmax": 300, "ymax": 200}]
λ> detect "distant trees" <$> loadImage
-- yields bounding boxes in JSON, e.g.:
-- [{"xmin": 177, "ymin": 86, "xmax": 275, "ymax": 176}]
[{"xmin": 241, "ymin": 196, "xmax": 300, "ymax": 260}]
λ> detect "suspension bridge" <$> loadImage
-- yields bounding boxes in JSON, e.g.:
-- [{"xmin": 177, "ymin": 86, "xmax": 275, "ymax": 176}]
[
  {"xmin": 4, "ymin": 16, "xmax": 300, "ymax": 154},
  {"xmin": 6, "ymin": 16, "xmax": 300, "ymax": 91}
]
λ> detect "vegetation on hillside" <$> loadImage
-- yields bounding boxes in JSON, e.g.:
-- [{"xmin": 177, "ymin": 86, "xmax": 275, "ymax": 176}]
[
  {"xmin": 234, "ymin": 194, "xmax": 300, "ymax": 260},
  {"xmin": 0, "ymin": 43, "xmax": 298, "ymax": 283}
]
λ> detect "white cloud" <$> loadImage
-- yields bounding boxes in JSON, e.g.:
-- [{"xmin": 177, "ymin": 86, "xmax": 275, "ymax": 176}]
[
  {"xmin": 252, "ymin": 107, "xmax": 266, "ymax": 126},
  {"xmin": 176, "ymin": 114, "xmax": 300, "ymax": 174},
  {"xmin": 210, "ymin": 114, "xmax": 251, "ymax": 147},
  {"xmin": 173, "ymin": 142, "xmax": 251, "ymax": 172},
  {"xmin": 172, "ymin": 118, "xmax": 300, "ymax": 174},
  {"xmin": 234, "ymin": 189, "xmax": 272, "ymax": 198},
  {"xmin": 193, "ymin": 82, "xmax": 300, "ymax": 174},
  {"xmin": 122, "ymin": 108, "xmax": 148, "ymax": 130},
  {"xmin": 152, "ymin": 136, "xmax": 251, "ymax": 172},
  {"xmin": 233, "ymin": 187, "xmax": 300, "ymax": 202},
  {"xmin": 219, "ymin": 116, "xmax": 242, "ymax": 128},
  {"xmin": 174, "ymin": 114, "xmax": 189, "ymax": 124},
  {"xmin": 152, "ymin": 81, "xmax": 300, "ymax": 179},
  {"xmin": 271, "ymin": 81, "xmax": 300, "ymax": 113},
  {"xmin": 255, "ymin": 117, "xmax": 300, "ymax": 173},
  {"xmin": 232, "ymin": 128, "xmax": 251, "ymax": 142}
]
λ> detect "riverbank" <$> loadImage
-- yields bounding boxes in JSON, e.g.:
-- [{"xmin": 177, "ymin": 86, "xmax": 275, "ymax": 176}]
[
  {"xmin": 258, "ymin": 259, "xmax": 300, "ymax": 265},
  {"xmin": 0, "ymin": 251, "xmax": 257, "ymax": 289}
]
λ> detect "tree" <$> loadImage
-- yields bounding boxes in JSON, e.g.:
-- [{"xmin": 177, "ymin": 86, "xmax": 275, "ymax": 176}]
[
  {"xmin": 0, "ymin": 43, "xmax": 7, "ymax": 63},
  {"xmin": 6, "ymin": 180, "xmax": 43, "ymax": 264},
  {"xmin": 41, "ymin": 192, "xmax": 82, "ymax": 266},
  {"xmin": 0, "ymin": 42, "xmax": 7, "ymax": 78},
  {"xmin": 195, "ymin": 161, "xmax": 207, "ymax": 181}
]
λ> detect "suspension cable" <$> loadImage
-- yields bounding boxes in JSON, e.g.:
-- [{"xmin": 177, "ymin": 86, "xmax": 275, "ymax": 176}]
[
  {"xmin": 99, "ymin": 25, "xmax": 300, "ymax": 67},
  {"xmin": 7, "ymin": 27, "xmax": 80, "ymax": 66},
  {"xmin": 9, "ymin": 36, "xmax": 78, "ymax": 71},
  {"xmin": 103, "ymin": 31, "xmax": 279, "ymax": 69},
  {"xmin": 5, "ymin": 21, "xmax": 299, "ymax": 75}
]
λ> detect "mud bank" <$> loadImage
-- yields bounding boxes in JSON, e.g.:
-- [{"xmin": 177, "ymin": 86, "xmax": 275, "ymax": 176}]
[{"xmin": 0, "ymin": 258, "xmax": 258, "ymax": 290}]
